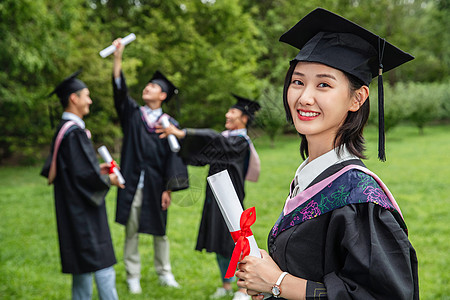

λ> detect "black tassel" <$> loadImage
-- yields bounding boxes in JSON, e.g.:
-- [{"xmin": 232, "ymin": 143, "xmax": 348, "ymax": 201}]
[
  {"xmin": 377, "ymin": 38, "xmax": 386, "ymax": 161},
  {"xmin": 378, "ymin": 69, "xmax": 386, "ymax": 161}
]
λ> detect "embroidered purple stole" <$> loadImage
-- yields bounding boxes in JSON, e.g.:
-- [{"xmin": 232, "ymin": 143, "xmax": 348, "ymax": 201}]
[
  {"xmin": 271, "ymin": 165, "xmax": 405, "ymax": 238},
  {"xmin": 48, "ymin": 121, "xmax": 91, "ymax": 184},
  {"xmin": 221, "ymin": 130, "xmax": 261, "ymax": 182},
  {"xmin": 139, "ymin": 107, "xmax": 174, "ymax": 133}
]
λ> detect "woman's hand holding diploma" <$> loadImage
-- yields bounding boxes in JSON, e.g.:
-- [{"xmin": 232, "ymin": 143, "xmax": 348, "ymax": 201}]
[
  {"xmin": 236, "ymin": 249, "xmax": 307, "ymax": 300},
  {"xmin": 236, "ymin": 249, "xmax": 281, "ymax": 298}
]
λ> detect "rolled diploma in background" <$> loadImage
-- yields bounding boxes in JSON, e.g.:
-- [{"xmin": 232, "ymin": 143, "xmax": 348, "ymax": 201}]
[
  {"xmin": 207, "ymin": 170, "xmax": 260, "ymax": 258},
  {"xmin": 98, "ymin": 145, "xmax": 126, "ymax": 185},
  {"xmin": 160, "ymin": 115, "xmax": 181, "ymax": 153},
  {"xmin": 99, "ymin": 33, "xmax": 136, "ymax": 58}
]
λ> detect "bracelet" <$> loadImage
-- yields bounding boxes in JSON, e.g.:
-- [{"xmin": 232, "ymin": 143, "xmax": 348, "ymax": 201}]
[{"xmin": 271, "ymin": 271, "xmax": 289, "ymax": 298}]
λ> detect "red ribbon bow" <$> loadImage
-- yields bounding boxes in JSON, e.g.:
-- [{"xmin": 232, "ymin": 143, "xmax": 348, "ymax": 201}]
[
  {"xmin": 225, "ymin": 206, "xmax": 256, "ymax": 278},
  {"xmin": 109, "ymin": 160, "xmax": 118, "ymax": 174}
]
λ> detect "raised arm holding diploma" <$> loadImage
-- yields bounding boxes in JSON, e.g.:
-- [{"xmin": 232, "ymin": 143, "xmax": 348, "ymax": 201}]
[
  {"xmin": 110, "ymin": 37, "xmax": 189, "ymax": 293},
  {"xmin": 99, "ymin": 33, "xmax": 136, "ymax": 58}
]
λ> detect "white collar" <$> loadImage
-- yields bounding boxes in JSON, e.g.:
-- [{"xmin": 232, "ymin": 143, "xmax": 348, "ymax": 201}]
[
  {"xmin": 228, "ymin": 128, "xmax": 247, "ymax": 136},
  {"xmin": 294, "ymin": 146, "xmax": 358, "ymax": 193},
  {"xmin": 143, "ymin": 106, "xmax": 162, "ymax": 116},
  {"xmin": 62, "ymin": 112, "xmax": 85, "ymax": 129}
]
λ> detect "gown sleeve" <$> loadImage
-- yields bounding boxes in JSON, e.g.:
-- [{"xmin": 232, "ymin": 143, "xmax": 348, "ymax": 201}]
[
  {"xmin": 161, "ymin": 118, "xmax": 189, "ymax": 192},
  {"xmin": 319, "ymin": 203, "xmax": 418, "ymax": 300},
  {"xmin": 179, "ymin": 128, "xmax": 249, "ymax": 166},
  {"xmin": 63, "ymin": 129, "xmax": 111, "ymax": 207},
  {"xmin": 162, "ymin": 147, "xmax": 189, "ymax": 192},
  {"xmin": 40, "ymin": 153, "xmax": 52, "ymax": 178},
  {"xmin": 112, "ymin": 71, "xmax": 139, "ymax": 130}
]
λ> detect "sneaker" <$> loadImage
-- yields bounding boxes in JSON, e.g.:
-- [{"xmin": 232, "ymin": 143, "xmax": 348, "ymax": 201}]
[
  {"xmin": 126, "ymin": 277, "xmax": 142, "ymax": 294},
  {"xmin": 232, "ymin": 291, "xmax": 250, "ymax": 300},
  {"xmin": 210, "ymin": 287, "xmax": 234, "ymax": 299},
  {"xmin": 159, "ymin": 273, "xmax": 180, "ymax": 288}
]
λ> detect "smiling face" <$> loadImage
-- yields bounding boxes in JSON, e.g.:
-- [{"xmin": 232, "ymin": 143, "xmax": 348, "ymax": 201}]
[
  {"xmin": 287, "ymin": 61, "xmax": 363, "ymax": 149},
  {"xmin": 70, "ymin": 88, "xmax": 92, "ymax": 118},
  {"xmin": 225, "ymin": 108, "xmax": 248, "ymax": 130},
  {"xmin": 142, "ymin": 82, "xmax": 167, "ymax": 106}
]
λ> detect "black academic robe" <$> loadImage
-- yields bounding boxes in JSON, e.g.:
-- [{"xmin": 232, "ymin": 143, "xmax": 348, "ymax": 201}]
[
  {"xmin": 41, "ymin": 120, "xmax": 116, "ymax": 274},
  {"xmin": 179, "ymin": 129, "xmax": 250, "ymax": 258},
  {"xmin": 113, "ymin": 72, "xmax": 189, "ymax": 235},
  {"xmin": 267, "ymin": 160, "xmax": 419, "ymax": 299}
]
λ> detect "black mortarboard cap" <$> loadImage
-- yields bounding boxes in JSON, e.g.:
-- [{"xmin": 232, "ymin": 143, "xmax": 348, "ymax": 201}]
[
  {"xmin": 231, "ymin": 94, "xmax": 261, "ymax": 119},
  {"xmin": 149, "ymin": 70, "xmax": 179, "ymax": 102},
  {"xmin": 48, "ymin": 69, "xmax": 88, "ymax": 107},
  {"xmin": 279, "ymin": 8, "xmax": 414, "ymax": 161}
]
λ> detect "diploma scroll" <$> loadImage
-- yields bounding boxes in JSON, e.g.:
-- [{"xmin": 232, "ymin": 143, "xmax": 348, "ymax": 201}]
[
  {"xmin": 98, "ymin": 146, "xmax": 126, "ymax": 185},
  {"xmin": 208, "ymin": 170, "xmax": 271, "ymax": 298},
  {"xmin": 99, "ymin": 33, "xmax": 136, "ymax": 58},
  {"xmin": 160, "ymin": 115, "xmax": 181, "ymax": 153},
  {"xmin": 207, "ymin": 170, "xmax": 261, "ymax": 259}
]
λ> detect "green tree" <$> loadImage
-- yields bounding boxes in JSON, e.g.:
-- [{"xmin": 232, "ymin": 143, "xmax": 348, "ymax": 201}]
[
  {"xmin": 404, "ymin": 82, "xmax": 442, "ymax": 134},
  {"xmin": 0, "ymin": 0, "xmax": 94, "ymax": 163},
  {"xmin": 369, "ymin": 83, "xmax": 407, "ymax": 133},
  {"xmin": 0, "ymin": 0, "xmax": 267, "ymax": 163},
  {"xmin": 0, "ymin": 0, "xmax": 448, "ymax": 164},
  {"xmin": 88, "ymin": 0, "xmax": 266, "ymax": 129}
]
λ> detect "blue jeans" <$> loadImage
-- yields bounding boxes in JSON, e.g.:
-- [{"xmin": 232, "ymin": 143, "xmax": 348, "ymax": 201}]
[
  {"xmin": 72, "ymin": 266, "xmax": 118, "ymax": 300},
  {"xmin": 216, "ymin": 254, "xmax": 234, "ymax": 284}
]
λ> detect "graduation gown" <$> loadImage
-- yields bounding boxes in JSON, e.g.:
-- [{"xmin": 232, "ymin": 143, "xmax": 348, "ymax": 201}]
[
  {"xmin": 113, "ymin": 72, "xmax": 189, "ymax": 235},
  {"xmin": 41, "ymin": 120, "xmax": 116, "ymax": 274},
  {"xmin": 267, "ymin": 160, "xmax": 419, "ymax": 299},
  {"xmin": 179, "ymin": 129, "xmax": 250, "ymax": 258}
]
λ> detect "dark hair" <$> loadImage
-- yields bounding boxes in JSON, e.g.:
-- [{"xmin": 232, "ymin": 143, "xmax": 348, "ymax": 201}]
[
  {"xmin": 60, "ymin": 94, "xmax": 69, "ymax": 108},
  {"xmin": 61, "ymin": 90, "xmax": 83, "ymax": 109},
  {"xmin": 282, "ymin": 61, "xmax": 370, "ymax": 160}
]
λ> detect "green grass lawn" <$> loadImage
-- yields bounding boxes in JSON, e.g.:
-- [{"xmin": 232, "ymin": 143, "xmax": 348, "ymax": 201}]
[{"xmin": 0, "ymin": 124, "xmax": 449, "ymax": 299}]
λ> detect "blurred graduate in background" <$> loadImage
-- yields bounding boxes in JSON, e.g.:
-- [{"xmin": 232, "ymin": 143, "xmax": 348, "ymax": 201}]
[
  {"xmin": 158, "ymin": 94, "xmax": 261, "ymax": 300},
  {"xmin": 111, "ymin": 38, "xmax": 189, "ymax": 294},
  {"xmin": 41, "ymin": 70, "xmax": 123, "ymax": 300}
]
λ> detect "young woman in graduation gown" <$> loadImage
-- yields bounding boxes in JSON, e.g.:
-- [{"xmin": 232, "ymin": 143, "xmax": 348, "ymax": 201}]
[{"xmin": 234, "ymin": 8, "xmax": 419, "ymax": 300}]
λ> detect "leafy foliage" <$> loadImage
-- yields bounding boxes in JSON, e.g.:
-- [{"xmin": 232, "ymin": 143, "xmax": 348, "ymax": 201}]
[
  {"xmin": 369, "ymin": 81, "xmax": 450, "ymax": 134},
  {"xmin": 403, "ymin": 82, "xmax": 444, "ymax": 134},
  {"xmin": 0, "ymin": 0, "xmax": 448, "ymax": 164}
]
